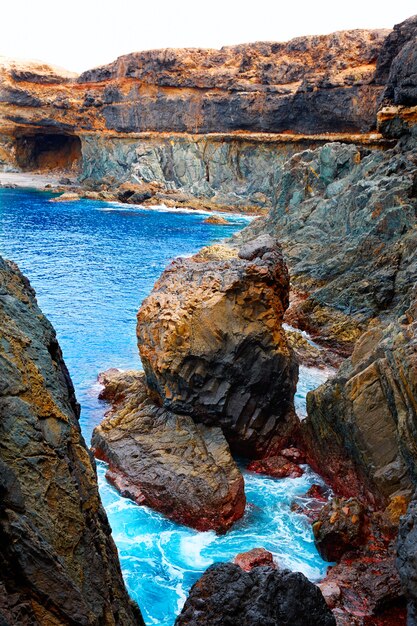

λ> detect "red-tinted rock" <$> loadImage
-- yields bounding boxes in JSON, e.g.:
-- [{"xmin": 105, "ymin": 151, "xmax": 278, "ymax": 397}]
[
  {"xmin": 92, "ymin": 370, "xmax": 246, "ymax": 533},
  {"xmin": 281, "ymin": 447, "xmax": 306, "ymax": 463},
  {"xmin": 248, "ymin": 455, "xmax": 304, "ymax": 479},
  {"xmin": 233, "ymin": 548, "xmax": 276, "ymax": 572}
]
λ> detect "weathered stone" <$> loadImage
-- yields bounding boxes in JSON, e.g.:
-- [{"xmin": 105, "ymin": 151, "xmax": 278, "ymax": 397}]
[
  {"xmin": 92, "ymin": 369, "xmax": 245, "ymax": 532},
  {"xmin": 0, "ymin": 257, "xmax": 143, "ymax": 625},
  {"xmin": 302, "ymin": 302, "xmax": 417, "ymax": 506},
  {"xmin": 175, "ymin": 563, "xmax": 336, "ymax": 626},
  {"xmin": 247, "ymin": 455, "xmax": 304, "ymax": 479},
  {"xmin": 137, "ymin": 237, "xmax": 298, "ymax": 458},
  {"xmin": 313, "ymin": 498, "xmax": 367, "ymax": 562},
  {"xmin": 233, "ymin": 548, "xmax": 276, "ymax": 571}
]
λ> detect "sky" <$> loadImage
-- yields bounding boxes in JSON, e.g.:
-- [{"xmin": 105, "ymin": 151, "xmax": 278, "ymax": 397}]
[{"xmin": 2, "ymin": 0, "xmax": 416, "ymax": 73}]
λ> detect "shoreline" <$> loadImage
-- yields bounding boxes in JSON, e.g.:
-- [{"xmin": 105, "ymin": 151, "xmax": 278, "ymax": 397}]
[{"xmin": 0, "ymin": 171, "xmax": 263, "ymax": 217}]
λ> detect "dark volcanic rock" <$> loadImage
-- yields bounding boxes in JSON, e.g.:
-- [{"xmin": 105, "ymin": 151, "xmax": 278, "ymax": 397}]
[
  {"xmin": 92, "ymin": 369, "xmax": 245, "ymax": 532},
  {"xmin": 397, "ymin": 494, "xmax": 417, "ymax": 624},
  {"xmin": 375, "ymin": 15, "xmax": 417, "ymax": 89},
  {"xmin": 137, "ymin": 238, "xmax": 299, "ymax": 458},
  {"xmin": 0, "ymin": 257, "xmax": 143, "ymax": 625},
  {"xmin": 313, "ymin": 498, "xmax": 366, "ymax": 562},
  {"xmin": 175, "ymin": 562, "xmax": 336, "ymax": 626}
]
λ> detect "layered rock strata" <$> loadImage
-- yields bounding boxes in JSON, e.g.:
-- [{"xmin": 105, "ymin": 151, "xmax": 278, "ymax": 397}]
[
  {"xmin": 92, "ymin": 370, "xmax": 245, "ymax": 533},
  {"xmin": 175, "ymin": 563, "xmax": 336, "ymax": 625},
  {"xmin": 137, "ymin": 235, "xmax": 298, "ymax": 458},
  {"xmin": 0, "ymin": 257, "xmax": 143, "ymax": 625}
]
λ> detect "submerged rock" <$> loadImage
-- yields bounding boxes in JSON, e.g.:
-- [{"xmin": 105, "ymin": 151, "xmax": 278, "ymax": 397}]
[
  {"xmin": 137, "ymin": 236, "xmax": 298, "ymax": 458},
  {"xmin": 92, "ymin": 369, "xmax": 245, "ymax": 532},
  {"xmin": 175, "ymin": 562, "xmax": 336, "ymax": 625},
  {"xmin": 0, "ymin": 257, "xmax": 143, "ymax": 625}
]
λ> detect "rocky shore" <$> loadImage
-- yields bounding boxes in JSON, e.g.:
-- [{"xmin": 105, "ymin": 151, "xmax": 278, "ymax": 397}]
[{"xmin": 1, "ymin": 12, "xmax": 417, "ymax": 626}]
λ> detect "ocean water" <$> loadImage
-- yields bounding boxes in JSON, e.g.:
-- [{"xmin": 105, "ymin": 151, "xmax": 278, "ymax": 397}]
[{"xmin": 0, "ymin": 188, "xmax": 330, "ymax": 625}]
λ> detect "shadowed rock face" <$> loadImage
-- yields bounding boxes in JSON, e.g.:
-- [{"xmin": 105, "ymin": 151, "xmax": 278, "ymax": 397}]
[
  {"xmin": 0, "ymin": 257, "xmax": 143, "ymax": 625},
  {"xmin": 397, "ymin": 495, "xmax": 417, "ymax": 624},
  {"xmin": 175, "ymin": 563, "xmax": 336, "ymax": 626},
  {"xmin": 137, "ymin": 236, "xmax": 299, "ymax": 458},
  {"xmin": 92, "ymin": 370, "xmax": 245, "ymax": 533}
]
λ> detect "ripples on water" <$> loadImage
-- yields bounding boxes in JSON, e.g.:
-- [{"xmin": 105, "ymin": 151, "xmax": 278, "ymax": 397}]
[{"xmin": 0, "ymin": 188, "xmax": 331, "ymax": 625}]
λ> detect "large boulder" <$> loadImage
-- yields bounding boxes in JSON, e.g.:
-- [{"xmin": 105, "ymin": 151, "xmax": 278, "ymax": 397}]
[
  {"xmin": 0, "ymin": 257, "xmax": 143, "ymax": 625},
  {"xmin": 302, "ymin": 300, "xmax": 417, "ymax": 506},
  {"xmin": 92, "ymin": 369, "xmax": 245, "ymax": 532},
  {"xmin": 175, "ymin": 562, "xmax": 336, "ymax": 625},
  {"xmin": 137, "ymin": 236, "xmax": 299, "ymax": 458},
  {"xmin": 312, "ymin": 498, "xmax": 366, "ymax": 562}
]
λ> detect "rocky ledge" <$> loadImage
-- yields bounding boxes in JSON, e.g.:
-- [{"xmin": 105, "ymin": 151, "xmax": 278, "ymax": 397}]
[
  {"xmin": 92, "ymin": 369, "xmax": 245, "ymax": 533},
  {"xmin": 0, "ymin": 257, "xmax": 143, "ymax": 625}
]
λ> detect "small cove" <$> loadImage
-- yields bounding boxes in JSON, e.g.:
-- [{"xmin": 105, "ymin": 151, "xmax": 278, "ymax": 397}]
[{"xmin": 0, "ymin": 188, "xmax": 331, "ymax": 625}]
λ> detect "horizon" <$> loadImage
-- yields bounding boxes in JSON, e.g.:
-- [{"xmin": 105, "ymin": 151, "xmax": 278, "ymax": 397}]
[{"xmin": 2, "ymin": 0, "xmax": 416, "ymax": 73}]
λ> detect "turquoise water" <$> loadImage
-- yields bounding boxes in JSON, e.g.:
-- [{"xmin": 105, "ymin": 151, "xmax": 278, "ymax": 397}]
[{"xmin": 0, "ymin": 188, "xmax": 330, "ymax": 625}]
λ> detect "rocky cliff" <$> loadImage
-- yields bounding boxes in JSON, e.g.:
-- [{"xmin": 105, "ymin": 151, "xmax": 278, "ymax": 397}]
[
  {"xmin": 0, "ymin": 256, "xmax": 143, "ymax": 625},
  {"xmin": 0, "ymin": 29, "xmax": 393, "ymax": 212}
]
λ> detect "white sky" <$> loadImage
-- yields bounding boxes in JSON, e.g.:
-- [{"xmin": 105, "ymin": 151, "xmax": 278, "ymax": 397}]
[{"xmin": 2, "ymin": 0, "xmax": 416, "ymax": 73}]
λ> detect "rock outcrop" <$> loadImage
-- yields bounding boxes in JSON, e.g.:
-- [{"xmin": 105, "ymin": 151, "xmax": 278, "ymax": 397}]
[
  {"xmin": 239, "ymin": 138, "xmax": 417, "ymax": 355},
  {"xmin": 0, "ymin": 257, "xmax": 143, "ymax": 625},
  {"xmin": 302, "ymin": 301, "xmax": 417, "ymax": 506},
  {"xmin": 312, "ymin": 497, "xmax": 366, "ymax": 562},
  {"xmin": 92, "ymin": 369, "xmax": 245, "ymax": 533},
  {"xmin": 175, "ymin": 563, "xmax": 336, "ymax": 625},
  {"xmin": 137, "ymin": 235, "xmax": 298, "ymax": 458}
]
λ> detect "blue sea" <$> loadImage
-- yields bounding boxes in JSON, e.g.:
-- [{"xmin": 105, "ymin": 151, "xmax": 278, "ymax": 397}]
[{"xmin": 0, "ymin": 188, "xmax": 330, "ymax": 625}]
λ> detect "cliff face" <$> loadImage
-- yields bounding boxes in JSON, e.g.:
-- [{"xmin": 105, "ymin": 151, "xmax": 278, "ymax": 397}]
[{"xmin": 0, "ymin": 256, "xmax": 143, "ymax": 625}]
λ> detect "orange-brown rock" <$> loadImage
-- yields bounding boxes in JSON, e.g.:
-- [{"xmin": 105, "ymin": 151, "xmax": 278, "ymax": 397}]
[
  {"xmin": 92, "ymin": 369, "xmax": 246, "ymax": 533},
  {"xmin": 0, "ymin": 257, "xmax": 143, "ymax": 625},
  {"xmin": 137, "ymin": 235, "xmax": 298, "ymax": 458},
  {"xmin": 233, "ymin": 548, "xmax": 276, "ymax": 571}
]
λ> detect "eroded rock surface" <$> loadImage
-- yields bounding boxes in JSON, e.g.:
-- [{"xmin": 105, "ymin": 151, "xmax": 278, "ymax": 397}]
[
  {"xmin": 92, "ymin": 369, "xmax": 245, "ymax": 532},
  {"xmin": 0, "ymin": 257, "xmax": 143, "ymax": 625},
  {"xmin": 137, "ymin": 236, "xmax": 298, "ymax": 458},
  {"xmin": 397, "ymin": 494, "xmax": 417, "ymax": 624},
  {"xmin": 175, "ymin": 563, "xmax": 336, "ymax": 626},
  {"xmin": 302, "ymin": 301, "xmax": 417, "ymax": 506}
]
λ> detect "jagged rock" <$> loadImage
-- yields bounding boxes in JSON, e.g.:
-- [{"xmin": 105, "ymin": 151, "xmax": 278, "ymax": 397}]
[
  {"xmin": 302, "ymin": 301, "xmax": 417, "ymax": 506},
  {"xmin": 240, "ymin": 139, "xmax": 417, "ymax": 354},
  {"xmin": 0, "ymin": 257, "xmax": 143, "ymax": 625},
  {"xmin": 137, "ymin": 237, "xmax": 298, "ymax": 458},
  {"xmin": 397, "ymin": 494, "xmax": 417, "ymax": 624},
  {"xmin": 175, "ymin": 562, "xmax": 336, "ymax": 625},
  {"xmin": 203, "ymin": 215, "xmax": 229, "ymax": 225},
  {"xmin": 247, "ymin": 455, "xmax": 304, "ymax": 479},
  {"xmin": 312, "ymin": 498, "xmax": 366, "ymax": 562},
  {"xmin": 233, "ymin": 548, "xmax": 276, "ymax": 571},
  {"xmin": 92, "ymin": 369, "xmax": 245, "ymax": 532}
]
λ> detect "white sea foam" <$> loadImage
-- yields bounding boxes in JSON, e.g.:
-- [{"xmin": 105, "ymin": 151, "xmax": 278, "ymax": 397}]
[{"xmin": 179, "ymin": 531, "xmax": 217, "ymax": 568}]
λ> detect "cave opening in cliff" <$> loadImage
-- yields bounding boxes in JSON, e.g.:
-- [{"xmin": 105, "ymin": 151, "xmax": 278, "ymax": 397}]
[{"xmin": 15, "ymin": 133, "xmax": 82, "ymax": 172}]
